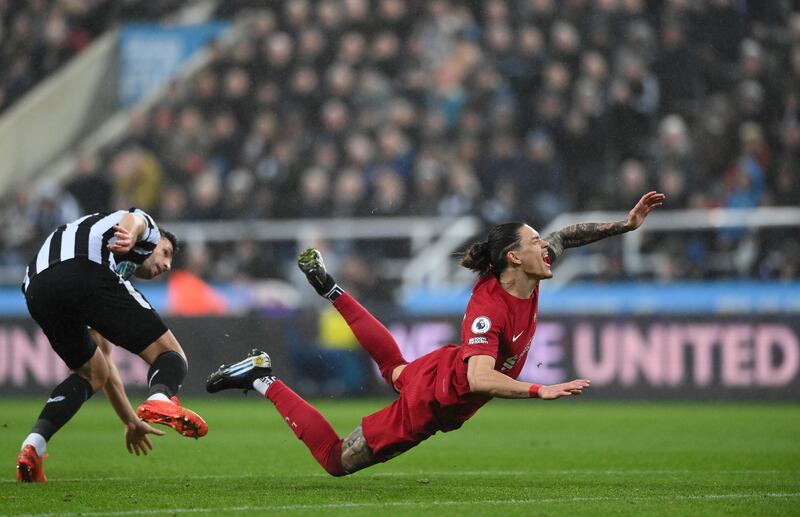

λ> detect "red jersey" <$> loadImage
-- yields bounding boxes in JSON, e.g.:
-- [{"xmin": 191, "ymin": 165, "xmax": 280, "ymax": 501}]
[
  {"xmin": 362, "ymin": 274, "xmax": 540, "ymax": 459},
  {"xmin": 458, "ymin": 273, "xmax": 540, "ymax": 379},
  {"xmin": 402, "ymin": 274, "xmax": 539, "ymax": 428}
]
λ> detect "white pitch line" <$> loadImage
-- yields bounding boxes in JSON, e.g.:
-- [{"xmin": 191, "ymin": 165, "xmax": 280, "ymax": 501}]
[
  {"xmin": 6, "ymin": 493, "xmax": 800, "ymax": 517},
  {"xmin": 0, "ymin": 468, "xmax": 789, "ymax": 484}
]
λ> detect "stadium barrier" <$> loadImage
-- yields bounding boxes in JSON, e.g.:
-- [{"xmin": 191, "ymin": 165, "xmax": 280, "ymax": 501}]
[
  {"xmin": 1, "ymin": 312, "xmax": 797, "ymax": 401},
  {"xmin": 0, "ymin": 31, "xmax": 117, "ymax": 195},
  {"xmin": 540, "ymin": 207, "xmax": 800, "ymax": 285}
]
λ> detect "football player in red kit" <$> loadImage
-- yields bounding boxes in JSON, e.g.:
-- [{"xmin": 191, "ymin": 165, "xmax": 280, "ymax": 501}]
[{"xmin": 207, "ymin": 191, "xmax": 665, "ymax": 475}]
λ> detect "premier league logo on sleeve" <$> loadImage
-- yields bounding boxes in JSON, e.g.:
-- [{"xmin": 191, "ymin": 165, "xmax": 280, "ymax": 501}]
[{"xmin": 471, "ymin": 316, "xmax": 491, "ymax": 334}]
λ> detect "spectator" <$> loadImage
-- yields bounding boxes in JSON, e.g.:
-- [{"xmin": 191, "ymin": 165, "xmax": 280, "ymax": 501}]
[
  {"xmin": 331, "ymin": 167, "xmax": 369, "ymax": 218},
  {"xmin": 110, "ymin": 146, "xmax": 163, "ymax": 212},
  {"xmin": 64, "ymin": 152, "xmax": 112, "ymax": 214},
  {"xmin": 7, "ymin": 0, "xmax": 800, "ymax": 290},
  {"xmin": 370, "ymin": 166, "xmax": 406, "ymax": 216},
  {"xmin": 0, "ymin": 190, "xmax": 36, "ymax": 265},
  {"xmin": 0, "ymin": 0, "xmax": 188, "ymax": 113},
  {"xmin": 519, "ymin": 130, "xmax": 569, "ymax": 224},
  {"xmin": 296, "ymin": 166, "xmax": 331, "ymax": 218}
]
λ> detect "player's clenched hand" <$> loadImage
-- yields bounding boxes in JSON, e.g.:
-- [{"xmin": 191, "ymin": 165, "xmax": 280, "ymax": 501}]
[
  {"xmin": 624, "ymin": 191, "xmax": 665, "ymax": 231},
  {"xmin": 124, "ymin": 420, "xmax": 165, "ymax": 456},
  {"xmin": 539, "ymin": 379, "xmax": 591, "ymax": 400},
  {"xmin": 108, "ymin": 225, "xmax": 134, "ymax": 254}
]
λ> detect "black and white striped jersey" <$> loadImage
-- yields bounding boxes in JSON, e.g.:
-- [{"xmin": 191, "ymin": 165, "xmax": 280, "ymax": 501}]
[{"xmin": 22, "ymin": 208, "xmax": 161, "ymax": 292}]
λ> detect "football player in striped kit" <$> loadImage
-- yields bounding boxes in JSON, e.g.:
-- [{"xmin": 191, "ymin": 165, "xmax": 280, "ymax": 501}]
[{"xmin": 16, "ymin": 208, "xmax": 207, "ymax": 482}]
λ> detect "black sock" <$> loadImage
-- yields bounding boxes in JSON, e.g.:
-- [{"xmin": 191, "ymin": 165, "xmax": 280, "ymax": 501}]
[
  {"xmin": 308, "ymin": 270, "xmax": 343, "ymax": 301},
  {"xmin": 147, "ymin": 351, "xmax": 188, "ymax": 398},
  {"xmin": 324, "ymin": 283, "xmax": 344, "ymax": 302},
  {"xmin": 32, "ymin": 374, "xmax": 94, "ymax": 441}
]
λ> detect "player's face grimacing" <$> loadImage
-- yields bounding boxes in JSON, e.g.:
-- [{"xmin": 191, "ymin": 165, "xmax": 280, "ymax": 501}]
[
  {"xmin": 136, "ymin": 238, "xmax": 174, "ymax": 279},
  {"xmin": 511, "ymin": 224, "xmax": 552, "ymax": 280}
]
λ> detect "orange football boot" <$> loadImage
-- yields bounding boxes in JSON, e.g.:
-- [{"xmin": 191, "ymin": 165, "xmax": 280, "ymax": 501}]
[
  {"xmin": 136, "ymin": 396, "xmax": 208, "ymax": 438},
  {"xmin": 16, "ymin": 445, "xmax": 47, "ymax": 482}
]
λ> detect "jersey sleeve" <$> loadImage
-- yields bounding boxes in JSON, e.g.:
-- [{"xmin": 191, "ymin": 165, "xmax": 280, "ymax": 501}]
[
  {"xmin": 131, "ymin": 208, "xmax": 161, "ymax": 250},
  {"xmin": 460, "ymin": 300, "xmax": 505, "ymax": 361},
  {"xmin": 118, "ymin": 208, "xmax": 161, "ymax": 265}
]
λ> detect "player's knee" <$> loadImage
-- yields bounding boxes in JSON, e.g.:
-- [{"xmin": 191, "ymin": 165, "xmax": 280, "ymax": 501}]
[
  {"xmin": 152, "ymin": 350, "xmax": 188, "ymax": 375},
  {"xmin": 139, "ymin": 330, "xmax": 186, "ymax": 364},
  {"xmin": 82, "ymin": 364, "xmax": 108, "ymax": 392},
  {"xmin": 321, "ymin": 440, "xmax": 348, "ymax": 477}
]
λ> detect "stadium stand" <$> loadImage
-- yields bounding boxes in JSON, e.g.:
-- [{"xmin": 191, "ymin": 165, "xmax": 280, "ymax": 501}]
[
  {"xmin": 1, "ymin": 0, "xmax": 798, "ymax": 293},
  {"xmin": 0, "ymin": 0, "xmax": 192, "ymax": 114}
]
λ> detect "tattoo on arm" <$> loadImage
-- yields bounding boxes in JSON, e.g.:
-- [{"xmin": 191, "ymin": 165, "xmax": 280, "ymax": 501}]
[
  {"xmin": 544, "ymin": 221, "xmax": 628, "ymax": 261},
  {"xmin": 340, "ymin": 425, "xmax": 378, "ymax": 474}
]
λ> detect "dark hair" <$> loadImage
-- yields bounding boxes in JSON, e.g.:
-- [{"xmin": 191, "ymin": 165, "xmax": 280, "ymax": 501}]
[
  {"xmin": 161, "ymin": 229, "xmax": 180, "ymax": 255},
  {"xmin": 460, "ymin": 222, "xmax": 524, "ymax": 276}
]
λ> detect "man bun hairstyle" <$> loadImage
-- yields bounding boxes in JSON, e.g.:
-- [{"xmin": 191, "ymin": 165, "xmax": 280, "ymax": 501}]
[
  {"xmin": 460, "ymin": 222, "xmax": 524, "ymax": 277},
  {"xmin": 460, "ymin": 241, "xmax": 491, "ymax": 274}
]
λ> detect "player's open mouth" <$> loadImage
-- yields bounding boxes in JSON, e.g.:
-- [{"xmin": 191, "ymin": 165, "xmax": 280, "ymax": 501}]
[{"xmin": 544, "ymin": 256, "xmax": 551, "ymax": 266}]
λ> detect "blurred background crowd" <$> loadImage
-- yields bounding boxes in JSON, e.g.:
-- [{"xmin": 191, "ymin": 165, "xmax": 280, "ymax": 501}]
[
  {"xmin": 1, "ymin": 0, "xmax": 799, "ymax": 295},
  {"xmin": 0, "ymin": 0, "xmax": 188, "ymax": 113}
]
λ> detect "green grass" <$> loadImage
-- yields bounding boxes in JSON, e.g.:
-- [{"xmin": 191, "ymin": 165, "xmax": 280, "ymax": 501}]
[{"xmin": 1, "ymin": 398, "xmax": 799, "ymax": 516}]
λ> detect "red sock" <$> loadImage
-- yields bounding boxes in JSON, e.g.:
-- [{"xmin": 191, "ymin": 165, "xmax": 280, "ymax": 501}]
[
  {"xmin": 333, "ymin": 292, "xmax": 407, "ymax": 387},
  {"xmin": 265, "ymin": 380, "xmax": 345, "ymax": 476}
]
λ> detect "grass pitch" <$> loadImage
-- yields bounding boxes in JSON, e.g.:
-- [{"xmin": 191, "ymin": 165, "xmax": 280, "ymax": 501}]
[{"xmin": 1, "ymin": 398, "xmax": 798, "ymax": 516}]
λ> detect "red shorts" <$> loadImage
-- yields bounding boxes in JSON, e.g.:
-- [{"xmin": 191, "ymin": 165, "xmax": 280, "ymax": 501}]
[{"xmin": 361, "ymin": 346, "xmax": 487, "ymax": 462}]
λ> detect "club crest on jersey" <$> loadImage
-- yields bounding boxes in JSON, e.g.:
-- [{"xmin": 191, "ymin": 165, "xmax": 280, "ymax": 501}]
[{"xmin": 471, "ymin": 316, "xmax": 491, "ymax": 334}]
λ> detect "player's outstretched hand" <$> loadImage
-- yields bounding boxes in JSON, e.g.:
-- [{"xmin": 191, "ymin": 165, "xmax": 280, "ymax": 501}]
[
  {"xmin": 624, "ymin": 191, "xmax": 665, "ymax": 231},
  {"xmin": 107, "ymin": 225, "xmax": 134, "ymax": 254},
  {"xmin": 539, "ymin": 379, "xmax": 591, "ymax": 400},
  {"xmin": 125, "ymin": 420, "xmax": 165, "ymax": 456}
]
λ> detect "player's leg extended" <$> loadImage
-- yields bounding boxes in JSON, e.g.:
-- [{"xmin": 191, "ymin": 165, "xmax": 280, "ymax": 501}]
[
  {"xmin": 298, "ymin": 249, "xmax": 407, "ymax": 387},
  {"xmin": 86, "ymin": 270, "xmax": 208, "ymax": 438},
  {"xmin": 135, "ymin": 331, "xmax": 207, "ymax": 438},
  {"xmin": 207, "ymin": 350, "xmax": 350, "ymax": 476},
  {"xmin": 19, "ymin": 271, "xmax": 106, "ymax": 482},
  {"xmin": 340, "ymin": 425, "xmax": 382, "ymax": 474},
  {"xmin": 18, "ymin": 346, "xmax": 106, "ymax": 482}
]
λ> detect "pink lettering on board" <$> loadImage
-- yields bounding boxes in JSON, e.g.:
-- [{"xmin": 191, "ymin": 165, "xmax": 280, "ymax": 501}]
[
  {"xmin": 573, "ymin": 323, "xmax": 618, "ymax": 384},
  {"xmin": 11, "ymin": 327, "xmax": 52, "ymax": 386},
  {"xmin": 664, "ymin": 324, "xmax": 685, "ymax": 386},
  {"xmin": 388, "ymin": 322, "xmax": 454, "ymax": 363},
  {"xmin": 110, "ymin": 346, "xmax": 149, "ymax": 386},
  {"xmin": 755, "ymin": 325, "xmax": 799, "ymax": 387},
  {"xmin": 520, "ymin": 322, "xmax": 564, "ymax": 384},
  {"xmin": 620, "ymin": 323, "xmax": 664, "ymax": 386},
  {"xmin": 0, "ymin": 324, "xmax": 151, "ymax": 388},
  {"xmin": 0, "ymin": 328, "xmax": 7, "ymax": 384},
  {"xmin": 687, "ymin": 325, "xmax": 718, "ymax": 387},
  {"xmin": 721, "ymin": 325, "xmax": 753, "ymax": 387}
]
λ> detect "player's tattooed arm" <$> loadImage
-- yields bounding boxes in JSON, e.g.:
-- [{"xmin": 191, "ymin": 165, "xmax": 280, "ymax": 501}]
[
  {"xmin": 544, "ymin": 191, "xmax": 665, "ymax": 261},
  {"xmin": 341, "ymin": 425, "xmax": 379, "ymax": 474},
  {"xmin": 544, "ymin": 221, "xmax": 628, "ymax": 261}
]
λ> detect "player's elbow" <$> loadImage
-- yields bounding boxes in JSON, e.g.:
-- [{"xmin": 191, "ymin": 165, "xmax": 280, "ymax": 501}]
[
  {"xmin": 467, "ymin": 371, "xmax": 492, "ymax": 395},
  {"xmin": 466, "ymin": 356, "xmax": 497, "ymax": 395}
]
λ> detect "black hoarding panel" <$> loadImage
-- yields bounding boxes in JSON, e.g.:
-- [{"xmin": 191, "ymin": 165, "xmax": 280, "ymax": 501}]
[{"xmin": 1, "ymin": 315, "xmax": 798, "ymax": 400}]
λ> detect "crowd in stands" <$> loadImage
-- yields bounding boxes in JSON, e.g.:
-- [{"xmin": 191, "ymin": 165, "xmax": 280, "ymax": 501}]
[
  {"xmin": 2, "ymin": 0, "xmax": 799, "ymax": 292},
  {"xmin": 0, "ymin": 0, "xmax": 190, "ymax": 114}
]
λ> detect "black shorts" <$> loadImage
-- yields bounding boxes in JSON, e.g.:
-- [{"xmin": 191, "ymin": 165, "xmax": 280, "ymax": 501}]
[{"xmin": 24, "ymin": 259, "xmax": 168, "ymax": 369}]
